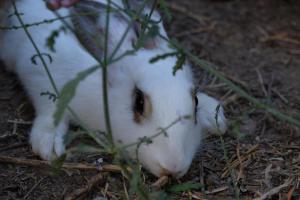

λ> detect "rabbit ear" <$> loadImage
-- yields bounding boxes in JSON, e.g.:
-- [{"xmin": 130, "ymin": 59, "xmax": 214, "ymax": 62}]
[
  {"xmin": 196, "ymin": 93, "xmax": 227, "ymax": 135},
  {"xmin": 125, "ymin": 0, "xmax": 169, "ymax": 50},
  {"xmin": 71, "ymin": 0, "xmax": 137, "ymax": 60}
]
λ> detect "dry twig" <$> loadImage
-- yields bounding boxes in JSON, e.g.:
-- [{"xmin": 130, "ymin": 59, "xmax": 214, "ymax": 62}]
[
  {"xmin": 261, "ymin": 32, "xmax": 300, "ymax": 46},
  {"xmin": 65, "ymin": 173, "xmax": 105, "ymax": 200},
  {"xmin": 0, "ymin": 142, "xmax": 27, "ymax": 152},
  {"xmin": 165, "ymin": 2, "xmax": 209, "ymax": 25},
  {"xmin": 264, "ymin": 164, "xmax": 273, "ymax": 189},
  {"xmin": 7, "ymin": 119, "xmax": 32, "ymax": 125},
  {"xmin": 174, "ymin": 23, "xmax": 216, "ymax": 38},
  {"xmin": 253, "ymin": 178, "xmax": 293, "ymax": 200},
  {"xmin": 205, "ymin": 186, "xmax": 229, "ymax": 195},
  {"xmin": 0, "ymin": 155, "xmax": 121, "ymax": 172},
  {"xmin": 199, "ymin": 160, "xmax": 205, "ymax": 192},
  {"xmin": 255, "ymin": 68, "xmax": 268, "ymax": 97},
  {"xmin": 271, "ymin": 88, "xmax": 289, "ymax": 104},
  {"xmin": 189, "ymin": 192, "xmax": 208, "ymax": 200},
  {"xmin": 23, "ymin": 177, "xmax": 46, "ymax": 199},
  {"xmin": 222, "ymin": 144, "xmax": 259, "ymax": 178},
  {"xmin": 236, "ymin": 143, "xmax": 244, "ymax": 182},
  {"xmin": 151, "ymin": 175, "xmax": 169, "ymax": 189},
  {"xmin": 223, "ymin": 94, "xmax": 239, "ymax": 106},
  {"xmin": 287, "ymin": 186, "xmax": 295, "ymax": 200}
]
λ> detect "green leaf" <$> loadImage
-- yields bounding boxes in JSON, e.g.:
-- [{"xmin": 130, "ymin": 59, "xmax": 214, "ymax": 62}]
[
  {"xmin": 149, "ymin": 51, "xmax": 178, "ymax": 63},
  {"xmin": 128, "ymin": 166, "xmax": 151, "ymax": 199},
  {"xmin": 146, "ymin": 24, "xmax": 160, "ymax": 38},
  {"xmin": 68, "ymin": 143, "xmax": 103, "ymax": 154},
  {"xmin": 158, "ymin": 0, "xmax": 172, "ymax": 22},
  {"xmin": 150, "ymin": 191, "xmax": 170, "ymax": 200},
  {"xmin": 53, "ymin": 65, "xmax": 99, "ymax": 126},
  {"xmin": 168, "ymin": 182, "xmax": 203, "ymax": 194},
  {"xmin": 46, "ymin": 26, "xmax": 67, "ymax": 52},
  {"xmin": 129, "ymin": 166, "xmax": 142, "ymax": 194},
  {"xmin": 63, "ymin": 130, "xmax": 85, "ymax": 146},
  {"xmin": 139, "ymin": 136, "xmax": 153, "ymax": 145},
  {"xmin": 51, "ymin": 153, "xmax": 67, "ymax": 172},
  {"xmin": 172, "ymin": 53, "xmax": 186, "ymax": 76}
]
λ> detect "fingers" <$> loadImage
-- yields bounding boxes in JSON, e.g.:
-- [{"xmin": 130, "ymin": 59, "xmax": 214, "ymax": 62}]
[
  {"xmin": 46, "ymin": 0, "xmax": 81, "ymax": 10},
  {"xmin": 46, "ymin": 0, "xmax": 61, "ymax": 10},
  {"xmin": 60, "ymin": 0, "xmax": 81, "ymax": 7}
]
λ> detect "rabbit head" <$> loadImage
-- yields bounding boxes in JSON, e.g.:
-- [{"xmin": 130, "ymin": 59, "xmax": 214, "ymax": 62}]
[{"xmin": 71, "ymin": 0, "xmax": 226, "ymax": 177}]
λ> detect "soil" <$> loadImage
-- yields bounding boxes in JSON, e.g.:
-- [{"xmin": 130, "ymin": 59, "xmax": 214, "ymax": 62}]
[{"xmin": 0, "ymin": 0, "xmax": 300, "ymax": 199}]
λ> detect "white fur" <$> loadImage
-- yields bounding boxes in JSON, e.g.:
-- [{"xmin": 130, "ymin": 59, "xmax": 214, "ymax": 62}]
[{"xmin": 0, "ymin": 0, "xmax": 226, "ymax": 177}]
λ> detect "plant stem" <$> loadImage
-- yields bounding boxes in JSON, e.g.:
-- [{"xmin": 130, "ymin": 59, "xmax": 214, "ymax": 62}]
[
  {"xmin": 12, "ymin": 1, "xmax": 59, "ymax": 94},
  {"xmin": 187, "ymin": 53, "xmax": 300, "ymax": 128},
  {"xmin": 103, "ymin": 0, "xmax": 114, "ymax": 147},
  {"xmin": 158, "ymin": 33, "xmax": 300, "ymax": 128},
  {"xmin": 11, "ymin": 0, "xmax": 108, "ymax": 148},
  {"xmin": 108, "ymin": 0, "xmax": 149, "ymax": 62}
]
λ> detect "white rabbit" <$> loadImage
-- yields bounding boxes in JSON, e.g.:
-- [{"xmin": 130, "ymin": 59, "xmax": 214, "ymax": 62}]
[{"xmin": 0, "ymin": 0, "xmax": 226, "ymax": 177}]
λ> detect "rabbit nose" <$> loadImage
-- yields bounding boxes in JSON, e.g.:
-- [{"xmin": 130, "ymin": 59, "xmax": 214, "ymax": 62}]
[
  {"xmin": 159, "ymin": 167, "xmax": 182, "ymax": 178},
  {"xmin": 159, "ymin": 165, "xmax": 184, "ymax": 178},
  {"xmin": 156, "ymin": 152, "xmax": 187, "ymax": 178}
]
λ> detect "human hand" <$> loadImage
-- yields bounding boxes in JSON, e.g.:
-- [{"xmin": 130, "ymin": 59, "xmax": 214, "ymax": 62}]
[{"xmin": 46, "ymin": 0, "xmax": 81, "ymax": 10}]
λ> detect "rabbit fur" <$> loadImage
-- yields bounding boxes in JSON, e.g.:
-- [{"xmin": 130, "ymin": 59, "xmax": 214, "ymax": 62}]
[{"xmin": 0, "ymin": 0, "xmax": 226, "ymax": 177}]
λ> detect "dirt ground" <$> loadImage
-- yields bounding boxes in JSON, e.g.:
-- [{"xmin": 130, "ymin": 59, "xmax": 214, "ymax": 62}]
[{"xmin": 0, "ymin": 0, "xmax": 300, "ymax": 199}]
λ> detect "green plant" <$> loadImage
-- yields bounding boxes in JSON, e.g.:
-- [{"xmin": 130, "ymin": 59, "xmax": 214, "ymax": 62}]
[{"xmin": 5, "ymin": 0, "xmax": 300, "ymax": 199}]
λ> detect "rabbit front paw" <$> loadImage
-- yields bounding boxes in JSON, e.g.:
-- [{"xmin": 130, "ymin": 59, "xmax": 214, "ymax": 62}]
[{"xmin": 29, "ymin": 116, "xmax": 67, "ymax": 160}]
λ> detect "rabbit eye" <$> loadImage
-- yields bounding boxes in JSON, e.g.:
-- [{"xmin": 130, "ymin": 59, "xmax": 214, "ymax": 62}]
[
  {"xmin": 134, "ymin": 88, "xmax": 144, "ymax": 115},
  {"xmin": 133, "ymin": 87, "xmax": 152, "ymax": 124},
  {"xmin": 133, "ymin": 87, "xmax": 145, "ymax": 123},
  {"xmin": 194, "ymin": 95, "xmax": 199, "ymax": 124}
]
